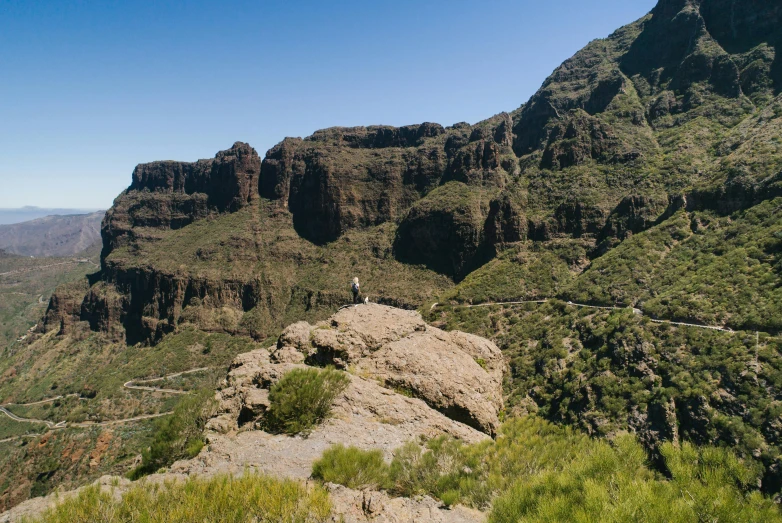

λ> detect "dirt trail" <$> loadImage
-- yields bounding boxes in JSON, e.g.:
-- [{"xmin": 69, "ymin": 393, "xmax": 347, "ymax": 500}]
[
  {"xmin": 123, "ymin": 367, "xmax": 212, "ymax": 394},
  {"xmin": 431, "ymin": 300, "xmax": 737, "ymax": 334},
  {"xmin": 0, "ymin": 406, "xmax": 63, "ymax": 429},
  {"xmin": 0, "ymin": 368, "xmax": 212, "ymax": 433},
  {"xmin": 4, "ymin": 393, "xmax": 83, "ymax": 407}
]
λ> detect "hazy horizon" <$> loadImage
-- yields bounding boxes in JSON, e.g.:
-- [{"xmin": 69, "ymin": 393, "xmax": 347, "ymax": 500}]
[
  {"xmin": 1, "ymin": 0, "xmax": 657, "ymax": 209},
  {"xmin": 0, "ymin": 207, "xmax": 105, "ymax": 226}
]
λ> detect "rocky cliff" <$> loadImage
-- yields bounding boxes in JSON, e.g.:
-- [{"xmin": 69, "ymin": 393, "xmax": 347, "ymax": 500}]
[
  {"xmin": 18, "ymin": 0, "xmax": 782, "ymax": 509},
  {"xmin": 101, "ymin": 142, "xmax": 260, "ymax": 258}
]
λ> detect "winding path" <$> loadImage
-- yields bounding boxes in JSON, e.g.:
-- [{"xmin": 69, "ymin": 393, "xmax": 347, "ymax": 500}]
[
  {"xmin": 123, "ymin": 367, "xmax": 211, "ymax": 394},
  {"xmin": 430, "ymin": 299, "xmax": 738, "ymax": 334},
  {"xmin": 0, "ymin": 406, "xmax": 64, "ymax": 429},
  {"xmin": 0, "ymin": 367, "xmax": 213, "ymax": 437},
  {"xmin": 4, "ymin": 393, "xmax": 83, "ymax": 407}
]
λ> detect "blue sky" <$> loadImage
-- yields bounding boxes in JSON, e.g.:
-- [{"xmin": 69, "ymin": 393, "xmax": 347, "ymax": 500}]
[{"xmin": 0, "ymin": 0, "xmax": 656, "ymax": 209}]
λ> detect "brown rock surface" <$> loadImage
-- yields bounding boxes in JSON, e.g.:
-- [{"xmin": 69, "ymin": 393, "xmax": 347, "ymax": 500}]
[
  {"xmin": 267, "ymin": 304, "xmax": 503, "ymax": 435},
  {"xmin": 2, "ymin": 304, "xmax": 498, "ymax": 522},
  {"xmin": 101, "ymin": 142, "xmax": 261, "ymax": 258}
]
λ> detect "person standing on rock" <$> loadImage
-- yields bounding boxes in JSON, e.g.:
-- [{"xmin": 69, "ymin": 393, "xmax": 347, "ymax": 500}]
[{"xmin": 351, "ymin": 277, "xmax": 361, "ymax": 304}]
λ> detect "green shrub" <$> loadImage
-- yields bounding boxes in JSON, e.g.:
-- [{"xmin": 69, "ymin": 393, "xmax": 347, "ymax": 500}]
[
  {"xmin": 129, "ymin": 389, "xmax": 216, "ymax": 479},
  {"xmin": 312, "ymin": 444, "xmax": 390, "ymax": 489},
  {"xmin": 29, "ymin": 473, "xmax": 331, "ymax": 523},
  {"xmin": 265, "ymin": 367, "xmax": 350, "ymax": 435},
  {"xmin": 313, "ymin": 416, "xmax": 782, "ymax": 519},
  {"xmin": 489, "ymin": 436, "xmax": 781, "ymax": 523}
]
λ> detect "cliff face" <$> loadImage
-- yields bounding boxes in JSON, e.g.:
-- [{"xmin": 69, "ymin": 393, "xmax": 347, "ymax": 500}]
[
  {"xmin": 259, "ymin": 119, "xmax": 511, "ymax": 246},
  {"xmin": 101, "ymin": 142, "xmax": 261, "ymax": 258},
  {"xmin": 15, "ymin": 0, "xmax": 782, "ymax": 512},
  {"xmin": 128, "ymin": 141, "xmax": 260, "ymax": 211},
  {"xmin": 45, "ymin": 0, "xmax": 782, "ymax": 342}
]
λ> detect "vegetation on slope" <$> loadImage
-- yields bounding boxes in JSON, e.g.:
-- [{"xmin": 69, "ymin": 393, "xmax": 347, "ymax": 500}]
[
  {"xmin": 129, "ymin": 390, "xmax": 217, "ymax": 479},
  {"xmin": 101, "ymin": 200, "xmax": 452, "ymax": 344},
  {"xmin": 0, "ymin": 245, "xmax": 99, "ymax": 351},
  {"xmin": 314, "ymin": 416, "xmax": 781, "ymax": 522},
  {"xmin": 0, "ymin": 420, "xmax": 158, "ymax": 511},
  {"xmin": 265, "ymin": 368, "xmax": 350, "ymax": 435},
  {"xmin": 0, "ymin": 327, "xmax": 255, "ymax": 510},
  {"xmin": 563, "ymin": 201, "xmax": 782, "ymax": 331},
  {"xmin": 29, "ymin": 473, "xmax": 332, "ymax": 523},
  {"xmin": 429, "ymin": 299, "xmax": 782, "ymax": 492}
]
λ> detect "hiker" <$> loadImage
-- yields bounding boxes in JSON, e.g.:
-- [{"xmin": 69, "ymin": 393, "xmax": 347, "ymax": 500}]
[{"xmin": 351, "ymin": 277, "xmax": 362, "ymax": 304}]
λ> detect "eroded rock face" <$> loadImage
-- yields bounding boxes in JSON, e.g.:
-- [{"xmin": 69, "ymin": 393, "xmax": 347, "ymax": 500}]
[
  {"xmin": 484, "ymin": 188, "xmax": 528, "ymax": 244},
  {"xmin": 540, "ymin": 110, "xmax": 624, "ymax": 170},
  {"xmin": 102, "ymin": 142, "xmax": 261, "ymax": 258},
  {"xmin": 259, "ymin": 124, "xmax": 448, "ymax": 244},
  {"xmin": 600, "ymin": 195, "xmax": 669, "ymax": 242},
  {"xmin": 41, "ymin": 280, "xmax": 90, "ymax": 335},
  {"xmin": 226, "ymin": 304, "xmax": 505, "ymax": 435},
  {"xmin": 394, "ymin": 182, "xmax": 488, "ymax": 280},
  {"xmin": 212, "ymin": 345, "xmax": 490, "ymax": 444}
]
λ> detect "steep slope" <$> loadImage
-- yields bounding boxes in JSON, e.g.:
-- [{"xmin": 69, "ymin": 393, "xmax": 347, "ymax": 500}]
[
  {"xmin": 0, "ymin": 212, "xmax": 103, "ymax": 257},
  {"xmin": 3, "ymin": 0, "xmax": 782, "ymax": 512}
]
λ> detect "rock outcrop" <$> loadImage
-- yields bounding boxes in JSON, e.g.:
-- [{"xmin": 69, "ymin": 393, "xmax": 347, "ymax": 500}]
[
  {"xmin": 394, "ymin": 183, "xmax": 489, "ymax": 280},
  {"xmin": 101, "ymin": 142, "xmax": 261, "ymax": 258},
  {"xmin": 41, "ymin": 280, "xmax": 90, "ymax": 335},
  {"xmin": 599, "ymin": 195, "xmax": 669, "ymax": 242},
  {"xmin": 259, "ymin": 124, "xmax": 449, "ymax": 244},
  {"xmin": 5, "ymin": 305, "xmax": 499, "ymax": 523},
  {"xmin": 215, "ymin": 304, "xmax": 504, "ymax": 436}
]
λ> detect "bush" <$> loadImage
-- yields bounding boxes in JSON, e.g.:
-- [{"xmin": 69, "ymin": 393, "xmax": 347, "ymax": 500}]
[
  {"xmin": 312, "ymin": 444, "xmax": 390, "ymax": 489},
  {"xmin": 265, "ymin": 367, "xmax": 350, "ymax": 435},
  {"xmin": 313, "ymin": 416, "xmax": 782, "ymax": 520},
  {"xmin": 129, "ymin": 389, "xmax": 216, "ymax": 479},
  {"xmin": 489, "ymin": 437, "xmax": 781, "ymax": 523},
  {"xmin": 29, "ymin": 473, "xmax": 331, "ymax": 523}
]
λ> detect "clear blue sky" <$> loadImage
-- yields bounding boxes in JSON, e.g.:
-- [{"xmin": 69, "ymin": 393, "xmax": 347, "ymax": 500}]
[{"xmin": 0, "ymin": 0, "xmax": 656, "ymax": 209}]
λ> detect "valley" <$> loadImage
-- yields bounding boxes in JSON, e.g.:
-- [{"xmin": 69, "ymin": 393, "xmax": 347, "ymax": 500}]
[{"xmin": 3, "ymin": 0, "xmax": 782, "ymax": 520}]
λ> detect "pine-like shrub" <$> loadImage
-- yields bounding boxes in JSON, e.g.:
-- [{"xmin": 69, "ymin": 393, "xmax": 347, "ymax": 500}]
[
  {"xmin": 29, "ymin": 473, "xmax": 331, "ymax": 523},
  {"xmin": 129, "ymin": 389, "xmax": 216, "ymax": 479},
  {"xmin": 265, "ymin": 367, "xmax": 350, "ymax": 435},
  {"xmin": 312, "ymin": 444, "xmax": 390, "ymax": 489}
]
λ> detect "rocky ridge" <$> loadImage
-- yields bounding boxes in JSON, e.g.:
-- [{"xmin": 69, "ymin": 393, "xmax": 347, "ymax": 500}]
[
  {"xmin": 2, "ymin": 304, "xmax": 500, "ymax": 522},
  {"xmin": 41, "ymin": 0, "xmax": 782, "ymax": 349},
  {"xmin": 6, "ymin": 0, "xmax": 782, "ymax": 514},
  {"xmin": 0, "ymin": 212, "xmax": 103, "ymax": 258}
]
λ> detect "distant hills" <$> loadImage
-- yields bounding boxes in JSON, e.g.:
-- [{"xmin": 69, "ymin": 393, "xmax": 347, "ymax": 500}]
[
  {"xmin": 0, "ymin": 211, "xmax": 104, "ymax": 257},
  {"xmin": 0, "ymin": 207, "xmax": 103, "ymax": 225}
]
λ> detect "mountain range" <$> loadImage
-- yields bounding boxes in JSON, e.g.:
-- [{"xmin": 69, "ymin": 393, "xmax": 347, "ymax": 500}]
[
  {"xmin": 0, "ymin": 208, "xmax": 103, "ymax": 226},
  {"xmin": 2, "ymin": 0, "xmax": 782, "ymax": 517},
  {"xmin": 0, "ymin": 212, "xmax": 103, "ymax": 257}
]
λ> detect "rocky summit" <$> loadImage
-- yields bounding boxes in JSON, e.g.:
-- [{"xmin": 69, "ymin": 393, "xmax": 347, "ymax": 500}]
[{"xmin": 3, "ymin": 0, "xmax": 782, "ymax": 520}]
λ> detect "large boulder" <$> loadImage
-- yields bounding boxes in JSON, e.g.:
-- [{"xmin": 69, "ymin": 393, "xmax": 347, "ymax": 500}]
[{"xmin": 265, "ymin": 304, "xmax": 504, "ymax": 435}]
